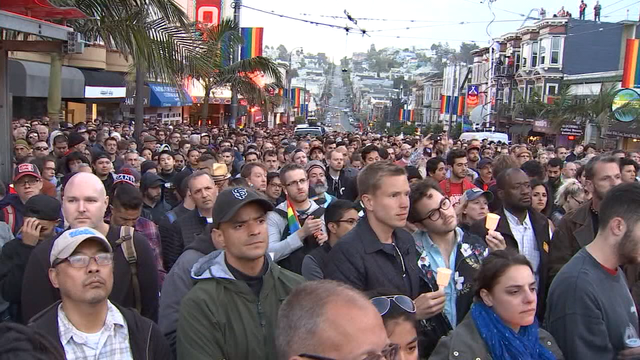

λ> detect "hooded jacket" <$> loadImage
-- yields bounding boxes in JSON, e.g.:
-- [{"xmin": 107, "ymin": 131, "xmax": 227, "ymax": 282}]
[
  {"xmin": 159, "ymin": 231, "xmax": 216, "ymax": 355},
  {"xmin": 176, "ymin": 251, "xmax": 304, "ymax": 360},
  {"xmin": 29, "ymin": 301, "xmax": 172, "ymax": 360}
]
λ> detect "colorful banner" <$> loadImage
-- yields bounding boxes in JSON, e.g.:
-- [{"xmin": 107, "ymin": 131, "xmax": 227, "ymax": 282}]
[
  {"xmin": 440, "ymin": 95, "xmax": 464, "ymax": 115},
  {"xmin": 399, "ymin": 109, "xmax": 415, "ymax": 122},
  {"xmin": 623, "ymin": 38, "xmax": 640, "ymax": 89},
  {"xmin": 240, "ymin": 27, "xmax": 264, "ymax": 60},
  {"xmin": 291, "ymin": 88, "xmax": 302, "ymax": 108}
]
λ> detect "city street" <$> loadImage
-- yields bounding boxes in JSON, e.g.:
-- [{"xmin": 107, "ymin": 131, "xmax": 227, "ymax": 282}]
[{"xmin": 327, "ymin": 65, "xmax": 354, "ymax": 132}]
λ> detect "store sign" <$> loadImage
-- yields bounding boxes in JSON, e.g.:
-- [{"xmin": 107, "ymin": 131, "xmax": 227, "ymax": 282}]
[
  {"xmin": 196, "ymin": 0, "xmax": 221, "ymax": 27},
  {"xmin": 85, "ymin": 86, "xmax": 126, "ymax": 99},
  {"xmin": 560, "ymin": 124, "xmax": 584, "ymax": 136},
  {"xmin": 612, "ymin": 88, "xmax": 640, "ymax": 122},
  {"xmin": 467, "ymin": 85, "xmax": 479, "ymax": 107}
]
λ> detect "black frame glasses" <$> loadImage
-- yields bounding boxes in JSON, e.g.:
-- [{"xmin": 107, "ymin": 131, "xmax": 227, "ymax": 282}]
[
  {"xmin": 418, "ymin": 197, "xmax": 452, "ymax": 222},
  {"xmin": 299, "ymin": 343, "xmax": 399, "ymax": 360},
  {"xmin": 570, "ymin": 196, "xmax": 584, "ymax": 205},
  {"xmin": 371, "ymin": 295, "xmax": 416, "ymax": 316}
]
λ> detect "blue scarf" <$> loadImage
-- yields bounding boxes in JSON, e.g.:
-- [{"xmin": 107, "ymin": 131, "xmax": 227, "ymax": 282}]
[{"xmin": 471, "ymin": 302, "xmax": 556, "ymax": 360}]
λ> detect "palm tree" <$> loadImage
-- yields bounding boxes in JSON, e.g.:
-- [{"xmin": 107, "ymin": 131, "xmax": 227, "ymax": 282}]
[
  {"xmin": 193, "ymin": 19, "xmax": 284, "ymax": 124},
  {"xmin": 53, "ymin": 0, "xmax": 207, "ymax": 136}
]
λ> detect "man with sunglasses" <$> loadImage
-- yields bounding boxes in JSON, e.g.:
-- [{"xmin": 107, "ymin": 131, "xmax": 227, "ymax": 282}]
[
  {"xmin": 301, "ymin": 200, "xmax": 358, "ymax": 281},
  {"xmin": 30, "ymin": 227, "xmax": 171, "ymax": 359},
  {"xmin": 408, "ymin": 179, "xmax": 503, "ymax": 355},
  {"xmin": 276, "ymin": 280, "xmax": 395, "ymax": 360}
]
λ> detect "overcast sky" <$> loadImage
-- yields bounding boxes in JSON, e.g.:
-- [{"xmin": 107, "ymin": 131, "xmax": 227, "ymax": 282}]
[{"xmin": 240, "ymin": 0, "xmax": 639, "ymax": 60}]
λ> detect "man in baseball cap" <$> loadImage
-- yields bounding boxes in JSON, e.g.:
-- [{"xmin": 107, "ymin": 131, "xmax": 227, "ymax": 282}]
[
  {"xmin": 49, "ymin": 227, "xmax": 112, "ymax": 267},
  {"xmin": 177, "ymin": 187, "xmax": 304, "ymax": 359},
  {"xmin": 0, "ymin": 163, "xmax": 43, "ymax": 235},
  {"xmin": 474, "ymin": 158, "xmax": 494, "ymax": 191}
]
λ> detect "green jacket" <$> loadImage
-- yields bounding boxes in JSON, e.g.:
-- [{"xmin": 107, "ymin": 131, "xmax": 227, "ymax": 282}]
[{"xmin": 176, "ymin": 250, "xmax": 305, "ymax": 360}]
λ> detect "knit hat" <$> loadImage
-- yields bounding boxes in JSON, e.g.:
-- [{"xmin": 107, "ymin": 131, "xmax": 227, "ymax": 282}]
[{"xmin": 68, "ymin": 132, "xmax": 85, "ymax": 148}]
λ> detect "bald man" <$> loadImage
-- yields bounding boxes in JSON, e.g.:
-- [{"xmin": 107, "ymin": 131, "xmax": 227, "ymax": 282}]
[
  {"xmin": 21, "ymin": 172, "xmax": 160, "ymax": 323},
  {"xmin": 276, "ymin": 280, "xmax": 392, "ymax": 359}
]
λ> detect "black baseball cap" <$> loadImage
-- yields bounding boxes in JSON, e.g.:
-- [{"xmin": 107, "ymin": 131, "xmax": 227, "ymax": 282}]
[
  {"xmin": 212, "ymin": 187, "xmax": 274, "ymax": 229},
  {"xmin": 24, "ymin": 195, "xmax": 61, "ymax": 221},
  {"xmin": 141, "ymin": 172, "xmax": 165, "ymax": 188}
]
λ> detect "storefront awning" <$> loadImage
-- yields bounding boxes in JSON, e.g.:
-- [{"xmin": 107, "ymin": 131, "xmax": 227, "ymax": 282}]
[
  {"xmin": 148, "ymin": 83, "xmax": 192, "ymax": 107},
  {"xmin": 8, "ymin": 59, "xmax": 84, "ymax": 98},
  {"xmin": 81, "ymin": 69, "xmax": 126, "ymax": 99}
]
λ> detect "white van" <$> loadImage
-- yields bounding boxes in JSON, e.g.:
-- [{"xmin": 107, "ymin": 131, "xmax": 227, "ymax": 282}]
[{"xmin": 459, "ymin": 132, "xmax": 510, "ymax": 144}]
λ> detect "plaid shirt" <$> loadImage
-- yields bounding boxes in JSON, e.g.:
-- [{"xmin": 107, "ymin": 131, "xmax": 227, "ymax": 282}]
[
  {"xmin": 58, "ymin": 301, "xmax": 134, "ymax": 360},
  {"xmin": 134, "ymin": 217, "xmax": 167, "ymax": 286}
]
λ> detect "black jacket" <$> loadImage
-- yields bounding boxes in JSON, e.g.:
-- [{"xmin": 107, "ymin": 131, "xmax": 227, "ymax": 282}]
[
  {"xmin": 0, "ymin": 239, "xmax": 36, "ymax": 322},
  {"xmin": 159, "ymin": 208, "xmax": 208, "ymax": 272},
  {"xmin": 325, "ymin": 216, "xmax": 421, "ymax": 299},
  {"xmin": 30, "ymin": 301, "xmax": 173, "ymax": 360},
  {"xmin": 469, "ymin": 207, "xmax": 551, "ymax": 321},
  {"xmin": 326, "ymin": 169, "xmax": 357, "ymax": 201},
  {"xmin": 142, "ymin": 200, "xmax": 172, "ymax": 225},
  {"xmin": 21, "ymin": 225, "xmax": 159, "ymax": 323}
]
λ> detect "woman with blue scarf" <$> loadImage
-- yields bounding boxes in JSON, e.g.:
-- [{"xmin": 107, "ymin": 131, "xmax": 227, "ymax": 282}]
[{"xmin": 430, "ymin": 250, "xmax": 564, "ymax": 359}]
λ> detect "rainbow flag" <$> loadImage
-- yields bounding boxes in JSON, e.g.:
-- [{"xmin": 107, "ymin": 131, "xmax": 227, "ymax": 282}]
[
  {"xmin": 399, "ymin": 108, "xmax": 405, "ymax": 122},
  {"xmin": 410, "ymin": 109, "xmax": 415, "ymax": 122},
  {"xmin": 291, "ymin": 88, "xmax": 302, "ymax": 108},
  {"xmin": 440, "ymin": 95, "xmax": 448, "ymax": 115},
  {"xmin": 286, "ymin": 198, "xmax": 301, "ymax": 233},
  {"xmin": 240, "ymin": 27, "xmax": 264, "ymax": 60},
  {"xmin": 278, "ymin": 88, "xmax": 284, "ymax": 96},
  {"xmin": 457, "ymin": 96, "xmax": 465, "ymax": 116},
  {"xmin": 623, "ymin": 38, "xmax": 640, "ymax": 88}
]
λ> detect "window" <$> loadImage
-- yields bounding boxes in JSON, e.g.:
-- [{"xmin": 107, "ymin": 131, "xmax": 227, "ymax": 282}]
[
  {"xmin": 531, "ymin": 42, "xmax": 539, "ymax": 67},
  {"xmin": 551, "ymin": 37, "xmax": 562, "ymax": 65},
  {"xmin": 515, "ymin": 53, "xmax": 521, "ymax": 72},
  {"xmin": 521, "ymin": 44, "xmax": 529, "ymax": 69},
  {"xmin": 539, "ymin": 39, "xmax": 547, "ymax": 65},
  {"xmin": 547, "ymin": 84, "xmax": 558, "ymax": 96}
]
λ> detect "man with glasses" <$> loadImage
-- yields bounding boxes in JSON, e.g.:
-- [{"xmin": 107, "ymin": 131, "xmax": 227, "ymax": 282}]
[
  {"xmin": 21, "ymin": 172, "xmax": 159, "ymax": 323},
  {"xmin": 276, "ymin": 280, "xmax": 395, "ymax": 360},
  {"xmin": 301, "ymin": 200, "xmax": 358, "ymax": 281},
  {"xmin": 408, "ymin": 179, "xmax": 503, "ymax": 354},
  {"xmin": 31, "ymin": 227, "xmax": 170, "ymax": 359},
  {"xmin": 1, "ymin": 163, "xmax": 43, "ymax": 235},
  {"xmin": 267, "ymin": 163, "xmax": 327, "ymax": 274}
]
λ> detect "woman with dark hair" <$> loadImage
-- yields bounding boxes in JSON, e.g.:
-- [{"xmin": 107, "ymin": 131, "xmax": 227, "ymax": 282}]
[
  {"xmin": 63, "ymin": 152, "xmax": 89, "ymax": 174},
  {"xmin": 530, "ymin": 179, "xmax": 552, "ymax": 217},
  {"xmin": 431, "ymin": 250, "xmax": 563, "ymax": 359},
  {"xmin": 371, "ymin": 293, "xmax": 419, "ymax": 360},
  {"xmin": 0, "ymin": 322, "xmax": 65, "ymax": 360}
]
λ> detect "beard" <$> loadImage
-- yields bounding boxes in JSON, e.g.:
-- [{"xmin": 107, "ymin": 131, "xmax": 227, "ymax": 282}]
[
  {"xmin": 313, "ymin": 183, "xmax": 328, "ymax": 195},
  {"xmin": 618, "ymin": 226, "xmax": 640, "ymax": 265}
]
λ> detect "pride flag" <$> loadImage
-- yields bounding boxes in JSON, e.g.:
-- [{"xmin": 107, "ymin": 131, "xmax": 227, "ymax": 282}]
[
  {"xmin": 623, "ymin": 38, "xmax": 640, "ymax": 88},
  {"xmin": 240, "ymin": 27, "xmax": 264, "ymax": 60},
  {"xmin": 440, "ymin": 95, "xmax": 448, "ymax": 115},
  {"xmin": 291, "ymin": 88, "xmax": 302, "ymax": 108},
  {"xmin": 457, "ymin": 96, "xmax": 465, "ymax": 116},
  {"xmin": 286, "ymin": 198, "xmax": 301, "ymax": 233}
]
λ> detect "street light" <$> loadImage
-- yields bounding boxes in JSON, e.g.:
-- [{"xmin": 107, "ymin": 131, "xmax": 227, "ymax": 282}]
[{"xmin": 286, "ymin": 47, "xmax": 303, "ymax": 124}]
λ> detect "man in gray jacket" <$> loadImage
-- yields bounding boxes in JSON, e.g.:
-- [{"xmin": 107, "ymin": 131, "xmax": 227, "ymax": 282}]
[{"xmin": 546, "ymin": 182, "xmax": 640, "ymax": 360}]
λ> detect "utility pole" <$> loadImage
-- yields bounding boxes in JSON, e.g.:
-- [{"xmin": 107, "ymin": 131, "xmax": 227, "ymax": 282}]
[
  {"xmin": 230, "ymin": 0, "xmax": 242, "ymax": 128},
  {"xmin": 447, "ymin": 62, "xmax": 458, "ymax": 132},
  {"xmin": 486, "ymin": 45, "xmax": 494, "ymax": 128}
]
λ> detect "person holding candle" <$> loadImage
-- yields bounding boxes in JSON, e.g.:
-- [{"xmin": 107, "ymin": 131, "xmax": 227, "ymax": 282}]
[
  {"xmin": 408, "ymin": 178, "xmax": 505, "ymax": 356},
  {"xmin": 430, "ymin": 249, "xmax": 563, "ymax": 360}
]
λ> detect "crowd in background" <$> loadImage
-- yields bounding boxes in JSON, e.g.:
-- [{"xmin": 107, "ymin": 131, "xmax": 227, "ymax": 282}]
[{"xmin": 0, "ymin": 116, "xmax": 639, "ymax": 360}]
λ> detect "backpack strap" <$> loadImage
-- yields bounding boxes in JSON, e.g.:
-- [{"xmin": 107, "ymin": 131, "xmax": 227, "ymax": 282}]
[{"xmin": 116, "ymin": 226, "xmax": 141, "ymax": 313}]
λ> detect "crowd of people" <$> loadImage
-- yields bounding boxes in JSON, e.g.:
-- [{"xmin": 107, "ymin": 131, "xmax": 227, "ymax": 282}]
[{"xmin": 0, "ymin": 116, "xmax": 639, "ymax": 360}]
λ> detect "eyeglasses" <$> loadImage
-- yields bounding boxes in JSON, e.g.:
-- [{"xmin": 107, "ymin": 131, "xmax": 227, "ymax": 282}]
[
  {"xmin": 334, "ymin": 218, "xmax": 359, "ymax": 226},
  {"xmin": 299, "ymin": 343, "xmax": 399, "ymax": 360},
  {"xmin": 54, "ymin": 253, "xmax": 114, "ymax": 268},
  {"xmin": 371, "ymin": 295, "xmax": 416, "ymax": 316},
  {"xmin": 15, "ymin": 178, "xmax": 40, "ymax": 187},
  {"xmin": 285, "ymin": 178, "xmax": 308, "ymax": 188},
  {"xmin": 34, "ymin": 146, "xmax": 49, "ymax": 151},
  {"xmin": 570, "ymin": 196, "xmax": 584, "ymax": 205},
  {"xmin": 269, "ymin": 182, "xmax": 283, "ymax": 189},
  {"xmin": 418, "ymin": 197, "xmax": 452, "ymax": 222}
]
